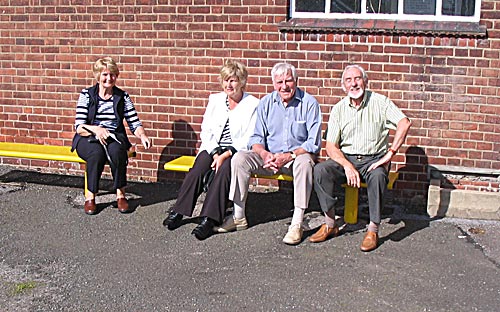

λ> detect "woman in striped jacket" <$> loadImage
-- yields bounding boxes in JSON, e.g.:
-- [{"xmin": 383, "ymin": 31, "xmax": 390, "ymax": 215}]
[{"xmin": 72, "ymin": 57, "xmax": 151, "ymax": 215}]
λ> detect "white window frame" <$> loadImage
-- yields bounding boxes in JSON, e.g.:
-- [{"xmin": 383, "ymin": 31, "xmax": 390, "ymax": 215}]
[{"xmin": 291, "ymin": 0, "xmax": 481, "ymax": 23}]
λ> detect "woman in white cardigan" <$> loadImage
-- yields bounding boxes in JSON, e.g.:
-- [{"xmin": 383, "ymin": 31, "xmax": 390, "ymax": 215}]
[{"xmin": 163, "ymin": 60, "xmax": 259, "ymax": 240}]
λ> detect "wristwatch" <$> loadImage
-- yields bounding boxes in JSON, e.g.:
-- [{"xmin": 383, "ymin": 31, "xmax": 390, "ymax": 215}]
[{"xmin": 290, "ymin": 151, "xmax": 297, "ymax": 160}]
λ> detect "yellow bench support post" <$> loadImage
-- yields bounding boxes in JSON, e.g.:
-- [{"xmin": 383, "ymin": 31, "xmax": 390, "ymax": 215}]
[
  {"xmin": 0, "ymin": 142, "xmax": 135, "ymax": 196},
  {"xmin": 343, "ymin": 186, "xmax": 359, "ymax": 224}
]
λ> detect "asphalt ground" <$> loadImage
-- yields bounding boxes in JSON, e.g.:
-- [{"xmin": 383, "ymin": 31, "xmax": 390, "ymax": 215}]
[{"xmin": 0, "ymin": 165, "xmax": 499, "ymax": 312}]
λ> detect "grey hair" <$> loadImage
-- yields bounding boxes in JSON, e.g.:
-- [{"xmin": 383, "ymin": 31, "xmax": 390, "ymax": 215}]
[
  {"xmin": 341, "ymin": 64, "xmax": 368, "ymax": 90},
  {"xmin": 271, "ymin": 63, "xmax": 298, "ymax": 83}
]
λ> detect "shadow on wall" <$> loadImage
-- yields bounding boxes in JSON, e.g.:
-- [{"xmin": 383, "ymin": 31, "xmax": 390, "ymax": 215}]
[
  {"xmin": 156, "ymin": 119, "xmax": 197, "ymax": 182},
  {"xmin": 394, "ymin": 145, "xmax": 440, "ymax": 215},
  {"xmin": 399, "ymin": 145, "xmax": 461, "ymax": 218},
  {"xmin": 378, "ymin": 145, "xmax": 450, "ymax": 247}
]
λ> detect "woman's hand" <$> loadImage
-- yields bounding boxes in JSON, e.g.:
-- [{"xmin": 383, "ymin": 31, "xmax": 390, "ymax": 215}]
[
  {"xmin": 95, "ymin": 126, "xmax": 110, "ymax": 145},
  {"xmin": 140, "ymin": 134, "xmax": 151, "ymax": 149},
  {"xmin": 211, "ymin": 151, "xmax": 230, "ymax": 172},
  {"xmin": 133, "ymin": 126, "xmax": 151, "ymax": 149}
]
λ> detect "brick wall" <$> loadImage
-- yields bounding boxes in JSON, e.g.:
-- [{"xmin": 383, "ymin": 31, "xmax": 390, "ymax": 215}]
[{"xmin": 0, "ymin": 1, "xmax": 498, "ymax": 206}]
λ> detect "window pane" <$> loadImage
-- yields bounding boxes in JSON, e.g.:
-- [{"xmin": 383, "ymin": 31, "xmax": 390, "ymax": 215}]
[
  {"xmin": 442, "ymin": 0, "xmax": 475, "ymax": 16},
  {"xmin": 403, "ymin": 0, "xmax": 436, "ymax": 15},
  {"xmin": 366, "ymin": 0, "xmax": 398, "ymax": 14},
  {"xmin": 296, "ymin": 0, "xmax": 326, "ymax": 12},
  {"xmin": 331, "ymin": 0, "xmax": 361, "ymax": 13}
]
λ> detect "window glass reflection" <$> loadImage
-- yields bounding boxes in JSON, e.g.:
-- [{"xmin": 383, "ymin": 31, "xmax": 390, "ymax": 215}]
[
  {"xmin": 296, "ymin": 0, "xmax": 325, "ymax": 12},
  {"xmin": 330, "ymin": 0, "xmax": 361, "ymax": 13},
  {"xmin": 366, "ymin": 0, "xmax": 398, "ymax": 14}
]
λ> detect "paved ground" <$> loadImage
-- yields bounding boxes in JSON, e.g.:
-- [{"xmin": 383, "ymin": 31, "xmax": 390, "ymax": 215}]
[{"xmin": 0, "ymin": 165, "xmax": 499, "ymax": 312}]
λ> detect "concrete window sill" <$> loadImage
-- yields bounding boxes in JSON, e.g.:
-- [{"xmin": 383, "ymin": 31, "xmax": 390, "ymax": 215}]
[{"xmin": 278, "ymin": 18, "xmax": 487, "ymax": 38}]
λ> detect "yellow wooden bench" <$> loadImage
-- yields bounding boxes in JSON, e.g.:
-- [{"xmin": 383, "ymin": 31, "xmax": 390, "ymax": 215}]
[
  {"xmin": 164, "ymin": 155, "xmax": 399, "ymax": 224},
  {"xmin": 0, "ymin": 142, "xmax": 136, "ymax": 196}
]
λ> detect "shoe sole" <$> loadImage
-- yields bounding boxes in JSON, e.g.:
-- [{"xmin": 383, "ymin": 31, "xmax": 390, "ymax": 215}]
[
  {"xmin": 283, "ymin": 238, "xmax": 301, "ymax": 245},
  {"xmin": 216, "ymin": 224, "xmax": 248, "ymax": 233}
]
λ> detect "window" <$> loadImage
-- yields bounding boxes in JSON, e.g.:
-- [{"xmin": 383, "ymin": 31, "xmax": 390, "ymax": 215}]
[{"xmin": 291, "ymin": 0, "xmax": 481, "ymax": 22}]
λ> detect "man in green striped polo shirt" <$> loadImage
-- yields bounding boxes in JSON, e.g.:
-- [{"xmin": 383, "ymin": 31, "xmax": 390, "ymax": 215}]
[{"xmin": 311, "ymin": 64, "xmax": 411, "ymax": 252}]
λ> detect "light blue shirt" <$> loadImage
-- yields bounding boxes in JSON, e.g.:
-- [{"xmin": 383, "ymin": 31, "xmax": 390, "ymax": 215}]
[{"xmin": 248, "ymin": 88, "xmax": 322, "ymax": 154}]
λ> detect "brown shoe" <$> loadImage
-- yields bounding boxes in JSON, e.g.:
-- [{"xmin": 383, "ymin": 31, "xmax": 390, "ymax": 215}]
[
  {"xmin": 360, "ymin": 231, "xmax": 378, "ymax": 252},
  {"xmin": 84, "ymin": 199, "xmax": 97, "ymax": 215},
  {"xmin": 309, "ymin": 224, "xmax": 339, "ymax": 243},
  {"xmin": 117, "ymin": 198, "xmax": 131, "ymax": 213}
]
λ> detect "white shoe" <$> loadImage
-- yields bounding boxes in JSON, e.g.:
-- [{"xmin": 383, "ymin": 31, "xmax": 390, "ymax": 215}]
[
  {"xmin": 282, "ymin": 224, "xmax": 303, "ymax": 245},
  {"xmin": 215, "ymin": 214, "xmax": 248, "ymax": 233}
]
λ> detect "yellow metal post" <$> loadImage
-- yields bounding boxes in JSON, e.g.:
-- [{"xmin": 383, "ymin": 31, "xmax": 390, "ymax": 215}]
[
  {"xmin": 84, "ymin": 170, "xmax": 89, "ymax": 198},
  {"xmin": 344, "ymin": 186, "xmax": 359, "ymax": 224}
]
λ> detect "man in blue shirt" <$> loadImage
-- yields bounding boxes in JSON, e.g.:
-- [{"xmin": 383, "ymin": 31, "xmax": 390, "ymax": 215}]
[{"xmin": 216, "ymin": 63, "xmax": 322, "ymax": 245}]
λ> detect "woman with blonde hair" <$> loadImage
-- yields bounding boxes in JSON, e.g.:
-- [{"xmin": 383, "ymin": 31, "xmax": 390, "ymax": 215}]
[
  {"xmin": 72, "ymin": 57, "xmax": 151, "ymax": 215},
  {"xmin": 163, "ymin": 60, "xmax": 259, "ymax": 240}
]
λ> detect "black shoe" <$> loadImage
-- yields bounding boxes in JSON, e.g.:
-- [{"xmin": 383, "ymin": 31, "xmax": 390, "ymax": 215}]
[
  {"xmin": 163, "ymin": 211, "xmax": 183, "ymax": 230},
  {"xmin": 191, "ymin": 217, "xmax": 215, "ymax": 240}
]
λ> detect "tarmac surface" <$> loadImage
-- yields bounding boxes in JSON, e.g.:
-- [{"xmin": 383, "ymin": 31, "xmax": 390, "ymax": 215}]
[{"xmin": 0, "ymin": 165, "xmax": 499, "ymax": 312}]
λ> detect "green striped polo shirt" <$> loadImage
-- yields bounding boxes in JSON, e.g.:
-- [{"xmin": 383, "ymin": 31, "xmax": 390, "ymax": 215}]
[{"xmin": 326, "ymin": 90, "xmax": 407, "ymax": 155}]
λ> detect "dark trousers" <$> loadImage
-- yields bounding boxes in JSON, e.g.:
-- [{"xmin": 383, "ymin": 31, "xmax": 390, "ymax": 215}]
[
  {"xmin": 173, "ymin": 151, "xmax": 231, "ymax": 224},
  {"xmin": 75, "ymin": 138, "xmax": 129, "ymax": 194},
  {"xmin": 314, "ymin": 155, "xmax": 388, "ymax": 224}
]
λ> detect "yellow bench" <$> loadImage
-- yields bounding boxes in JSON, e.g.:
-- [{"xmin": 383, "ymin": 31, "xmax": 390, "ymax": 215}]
[
  {"xmin": 0, "ymin": 142, "xmax": 136, "ymax": 197},
  {"xmin": 164, "ymin": 155, "xmax": 399, "ymax": 224}
]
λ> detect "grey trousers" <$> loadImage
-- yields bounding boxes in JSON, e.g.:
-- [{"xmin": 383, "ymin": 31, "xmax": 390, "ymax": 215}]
[
  {"xmin": 314, "ymin": 156, "xmax": 388, "ymax": 224},
  {"xmin": 229, "ymin": 151, "xmax": 315, "ymax": 210}
]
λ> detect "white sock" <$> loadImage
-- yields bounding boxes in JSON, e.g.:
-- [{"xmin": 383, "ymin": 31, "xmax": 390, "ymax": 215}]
[
  {"xmin": 291, "ymin": 207, "xmax": 305, "ymax": 227},
  {"xmin": 233, "ymin": 202, "xmax": 246, "ymax": 219}
]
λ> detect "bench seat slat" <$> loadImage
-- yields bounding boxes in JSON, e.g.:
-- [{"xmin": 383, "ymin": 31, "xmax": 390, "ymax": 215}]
[
  {"xmin": 0, "ymin": 142, "xmax": 136, "ymax": 196},
  {"xmin": 164, "ymin": 155, "xmax": 294, "ymax": 181}
]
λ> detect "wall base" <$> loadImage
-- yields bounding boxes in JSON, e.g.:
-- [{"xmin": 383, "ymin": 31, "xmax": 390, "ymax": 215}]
[{"xmin": 427, "ymin": 183, "xmax": 500, "ymax": 220}]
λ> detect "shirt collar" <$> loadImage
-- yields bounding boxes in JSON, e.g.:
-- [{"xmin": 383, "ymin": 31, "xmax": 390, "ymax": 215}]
[{"xmin": 273, "ymin": 87, "xmax": 303, "ymax": 106}]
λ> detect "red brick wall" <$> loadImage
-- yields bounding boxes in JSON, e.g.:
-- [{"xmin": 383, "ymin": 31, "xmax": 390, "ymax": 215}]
[{"xmin": 0, "ymin": 1, "xmax": 499, "ymax": 201}]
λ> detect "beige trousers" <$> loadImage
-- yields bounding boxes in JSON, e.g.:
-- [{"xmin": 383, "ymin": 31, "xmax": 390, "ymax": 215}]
[{"xmin": 229, "ymin": 150, "xmax": 315, "ymax": 210}]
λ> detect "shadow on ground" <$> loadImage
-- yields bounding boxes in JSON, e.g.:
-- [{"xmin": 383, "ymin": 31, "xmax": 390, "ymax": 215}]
[
  {"xmin": 0, "ymin": 169, "xmax": 181, "ymax": 209},
  {"xmin": 0, "ymin": 167, "xmax": 433, "ymax": 246}
]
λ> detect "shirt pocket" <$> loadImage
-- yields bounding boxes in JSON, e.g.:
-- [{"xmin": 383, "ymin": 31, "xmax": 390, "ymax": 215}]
[{"xmin": 291, "ymin": 120, "xmax": 308, "ymax": 141}]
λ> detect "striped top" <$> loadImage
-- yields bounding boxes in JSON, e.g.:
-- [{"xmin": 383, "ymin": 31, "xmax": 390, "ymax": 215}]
[
  {"xmin": 326, "ymin": 90, "xmax": 407, "ymax": 155},
  {"xmin": 74, "ymin": 90, "xmax": 142, "ymax": 133},
  {"xmin": 218, "ymin": 96, "xmax": 233, "ymax": 148}
]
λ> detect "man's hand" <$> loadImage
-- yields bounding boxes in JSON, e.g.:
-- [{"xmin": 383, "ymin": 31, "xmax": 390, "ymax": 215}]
[
  {"xmin": 262, "ymin": 151, "xmax": 278, "ymax": 173},
  {"xmin": 344, "ymin": 165, "xmax": 361, "ymax": 188},
  {"xmin": 262, "ymin": 153, "xmax": 292, "ymax": 173},
  {"xmin": 367, "ymin": 152, "xmax": 392, "ymax": 172}
]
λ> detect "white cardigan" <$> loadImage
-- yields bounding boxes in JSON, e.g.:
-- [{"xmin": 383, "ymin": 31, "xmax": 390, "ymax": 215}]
[{"xmin": 199, "ymin": 92, "xmax": 259, "ymax": 154}]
